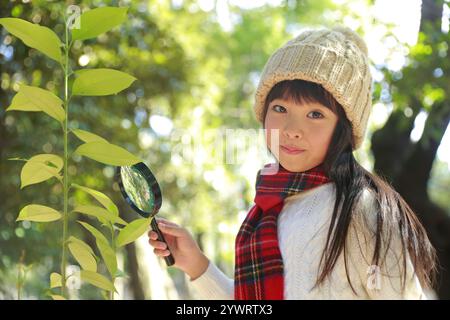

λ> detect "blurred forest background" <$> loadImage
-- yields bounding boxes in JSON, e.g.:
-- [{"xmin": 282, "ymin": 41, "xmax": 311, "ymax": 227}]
[{"xmin": 0, "ymin": 0, "xmax": 449, "ymax": 299}]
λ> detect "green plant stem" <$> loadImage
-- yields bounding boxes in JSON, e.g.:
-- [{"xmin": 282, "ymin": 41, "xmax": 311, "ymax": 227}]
[
  {"xmin": 110, "ymin": 224, "xmax": 116, "ymax": 300},
  {"xmin": 17, "ymin": 250, "xmax": 25, "ymax": 300},
  {"xmin": 60, "ymin": 19, "xmax": 70, "ymax": 298},
  {"xmin": 17, "ymin": 264, "xmax": 22, "ymax": 300}
]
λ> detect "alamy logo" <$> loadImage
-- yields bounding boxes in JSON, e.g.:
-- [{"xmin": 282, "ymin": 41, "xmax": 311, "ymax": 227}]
[
  {"xmin": 170, "ymin": 128, "xmax": 281, "ymax": 174},
  {"xmin": 67, "ymin": 5, "xmax": 81, "ymax": 30}
]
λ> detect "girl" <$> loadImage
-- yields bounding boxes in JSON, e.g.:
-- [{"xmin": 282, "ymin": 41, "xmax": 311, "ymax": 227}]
[{"xmin": 148, "ymin": 26, "xmax": 437, "ymax": 299}]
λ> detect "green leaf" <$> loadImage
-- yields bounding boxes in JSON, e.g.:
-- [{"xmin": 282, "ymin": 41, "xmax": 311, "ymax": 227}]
[
  {"xmin": 97, "ymin": 238, "xmax": 117, "ymax": 278},
  {"xmin": 71, "ymin": 7, "xmax": 128, "ymax": 41},
  {"xmin": 16, "ymin": 204, "xmax": 62, "ymax": 222},
  {"xmin": 72, "ymin": 68, "xmax": 136, "ymax": 96},
  {"xmin": 71, "ymin": 184, "xmax": 118, "ymax": 216},
  {"xmin": 76, "ymin": 221, "xmax": 117, "ymax": 278},
  {"xmin": 6, "ymin": 85, "xmax": 65, "ymax": 123},
  {"xmin": 71, "ymin": 129, "xmax": 108, "ymax": 144},
  {"xmin": 80, "ymin": 270, "xmax": 116, "ymax": 292},
  {"xmin": 68, "ymin": 236, "xmax": 97, "ymax": 272},
  {"xmin": 0, "ymin": 18, "xmax": 62, "ymax": 62},
  {"xmin": 73, "ymin": 205, "xmax": 127, "ymax": 226},
  {"xmin": 73, "ymin": 141, "xmax": 141, "ymax": 166},
  {"xmin": 6, "ymin": 90, "xmax": 39, "ymax": 111},
  {"xmin": 20, "ymin": 154, "xmax": 63, "ymax": 188},
  {"xmin": 68, "ymin": 236, "xmax": 95, "ymax": 255},
  {"xmin": 116, "ymin": 218, "xmax": 151, "ymax": 247},
  {"xmin": 77, "ymin": 220, "xmax": 109, "ymax": 244},
  {"xmin": 51, "ymin": 295, "xmax": 66, "ymax": 300},
  {"xmin": 50, "ymin": 273, "xmax": 62, "ymax": 288}
]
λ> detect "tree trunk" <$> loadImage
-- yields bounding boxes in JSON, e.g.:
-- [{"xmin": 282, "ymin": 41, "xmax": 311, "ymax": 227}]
[
  {"xmin": 396, "ymin": 100, "xmax": 450, "ymax": 299},
  {"xmin": 125, "ymin": 240, "xmax": 146, "ymax": 300},
  {"xmin": 371, "ymin": 0, "xmax": 450, "ymax": 298},
  {"xmin": 119, "ymin": 202, "xmax": 147, "ymax": 300}
]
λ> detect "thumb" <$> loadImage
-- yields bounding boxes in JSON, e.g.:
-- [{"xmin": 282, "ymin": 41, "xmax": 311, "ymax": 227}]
[{"xmin": 157, "ymin": 222, "xmax": 185, "ymax": 237}]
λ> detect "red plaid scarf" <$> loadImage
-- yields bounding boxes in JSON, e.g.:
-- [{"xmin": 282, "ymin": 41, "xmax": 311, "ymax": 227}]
[{"xmin": 234, "ymin": 162, "xmax": 331, "ymax": 300}]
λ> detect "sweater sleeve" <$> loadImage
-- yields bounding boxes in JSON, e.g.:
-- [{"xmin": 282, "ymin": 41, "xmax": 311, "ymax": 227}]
[
  {"xmin": 188, "ymin": 260, "xmax": 234, "ymax": 300},
  {"xmin": 347, "ymin": 189, "xmax": 428, "ymax": 300}
]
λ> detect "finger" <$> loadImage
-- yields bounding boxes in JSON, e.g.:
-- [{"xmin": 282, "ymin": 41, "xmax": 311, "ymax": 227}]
[
  {"xmin": 147, "ymin": 230, "xmax": 158, "ymax": 240},
  {"xmin": 155, "ymin": 217, "xmax": 178, "ymax": 227},
  {"xmin": 153, "ymin": 248, "xmax": 170, "ymax": 256},
  {"xmin": 156, "ymin": 222, "xmax": 185, "ymax": 237},
  {"xmin": 148, "ymin": 239, "xmax": 167, "ymax": 250}
]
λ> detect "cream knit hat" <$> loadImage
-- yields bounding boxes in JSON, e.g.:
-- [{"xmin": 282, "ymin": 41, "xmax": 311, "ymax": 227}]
[{"xmin": 253, "ymin": 26, "xmax": 373, "ymax": 150}]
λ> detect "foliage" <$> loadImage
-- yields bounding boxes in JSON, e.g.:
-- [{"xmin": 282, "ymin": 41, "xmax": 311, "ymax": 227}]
[{"xmin": 0, "ymin": 5, "xmax": 150, "ymax": 299}]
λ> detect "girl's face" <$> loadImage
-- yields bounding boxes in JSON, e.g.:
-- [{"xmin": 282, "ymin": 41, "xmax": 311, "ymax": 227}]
[{"xmin": 264, "ymin": 97, "xmax": 338, "ymax": 172}]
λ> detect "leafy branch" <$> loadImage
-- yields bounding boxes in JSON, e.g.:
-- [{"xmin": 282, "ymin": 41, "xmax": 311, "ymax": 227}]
[{"xmin": 1, "ymin": 6, "xmax": 151, "ymax": 300}]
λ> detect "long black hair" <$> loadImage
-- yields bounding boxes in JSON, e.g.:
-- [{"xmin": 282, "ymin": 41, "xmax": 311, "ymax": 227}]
[{"xmin": 262, "ymin": 79, "xmax": 437, "ymax": 294}]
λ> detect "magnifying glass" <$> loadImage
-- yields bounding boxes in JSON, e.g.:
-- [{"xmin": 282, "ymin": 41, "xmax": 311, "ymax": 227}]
[{"xmin": 115, "ymin": 162, "xmax": 175, "ymax": 266}]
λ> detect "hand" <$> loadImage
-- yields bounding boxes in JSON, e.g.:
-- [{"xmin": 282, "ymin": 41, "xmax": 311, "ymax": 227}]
[{"xmin": 148, "ymin": 217, "xmax": 209, "ymax": 280}]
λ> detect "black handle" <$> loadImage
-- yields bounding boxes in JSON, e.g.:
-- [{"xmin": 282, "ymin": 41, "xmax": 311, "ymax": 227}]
[{"xmin": 151, "ymin": 218, "xmax": 175, "ymax": 266}]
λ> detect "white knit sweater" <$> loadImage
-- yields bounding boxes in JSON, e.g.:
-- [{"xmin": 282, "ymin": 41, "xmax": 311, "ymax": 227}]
[{"xmin": 189, "ymin": 182, "xmax": 427, "ymax": 300}]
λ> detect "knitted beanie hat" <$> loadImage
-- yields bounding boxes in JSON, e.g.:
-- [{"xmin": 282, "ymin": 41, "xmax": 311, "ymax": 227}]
[{"xmin": 253, "ymin": 25, "xmax": 373, "ymax": 150}]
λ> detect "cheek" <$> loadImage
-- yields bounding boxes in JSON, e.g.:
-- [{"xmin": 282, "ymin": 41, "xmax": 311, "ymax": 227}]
[
  {"xmin": 264, "ymin": 114, "xmax": 275, "ymax": 139},
  {"xmin": 264, "ymin": 113, "xmax": 277, "ymax": 129},
  {"xmin": 309, "ymin": 124, "xmax": 335, "ymax": 152}
]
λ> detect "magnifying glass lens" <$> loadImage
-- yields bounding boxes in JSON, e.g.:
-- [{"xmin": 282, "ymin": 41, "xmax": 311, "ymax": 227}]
[
  {"xmin": 120, "ymin": 166, "xmax": 155, "ymax": 214},
  {"xmin": 116, "ymin": 163, "xmax": 174, "ymax": 266}
]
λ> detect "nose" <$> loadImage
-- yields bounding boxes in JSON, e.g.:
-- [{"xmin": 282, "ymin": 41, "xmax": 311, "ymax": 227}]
[{"xmin": 283, "ymin": 120, "xmax": 303, "ymax": 139}]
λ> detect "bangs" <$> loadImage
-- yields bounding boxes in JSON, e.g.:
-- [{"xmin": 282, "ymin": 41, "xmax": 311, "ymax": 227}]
[
  {"xmin": 263, "ymin": 79, "xmax": 340, "ymax": 119},
  {"xmin": 262, "ymin": 78, "xmax": 354, "ymax": 149}
]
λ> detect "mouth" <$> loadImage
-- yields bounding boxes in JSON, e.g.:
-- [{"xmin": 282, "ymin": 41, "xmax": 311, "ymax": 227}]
[{"xmin": 280, "ymin": 145, "xmax": 305, "ymax": 155}]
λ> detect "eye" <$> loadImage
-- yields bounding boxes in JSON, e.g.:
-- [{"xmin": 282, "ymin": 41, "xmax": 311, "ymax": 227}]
[
  {"xmin": 308, "ymin": 111, "xmax": 324, "ymax": 119},
  {"xmin": 271, "ymin": 105, "xmax": 286, "ymax": 113}
]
